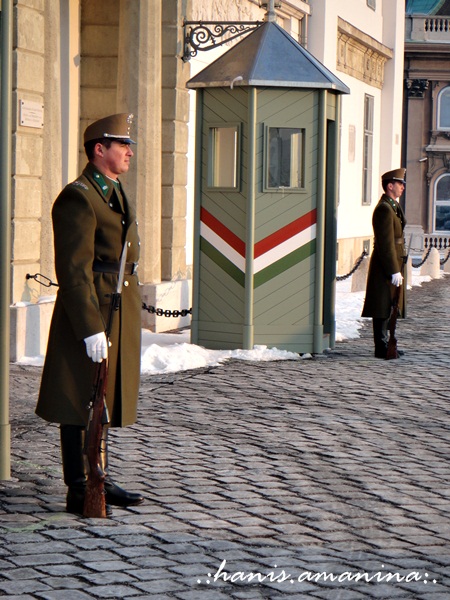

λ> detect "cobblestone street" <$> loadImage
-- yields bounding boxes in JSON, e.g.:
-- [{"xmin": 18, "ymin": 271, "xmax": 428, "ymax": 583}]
[{"xmin": 1, "ymin": 275, "xmax": 450, "ymax": 599}]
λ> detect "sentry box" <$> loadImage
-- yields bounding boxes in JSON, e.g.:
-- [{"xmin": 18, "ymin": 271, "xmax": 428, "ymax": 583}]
[{"xmin": 187, "ymin": 21, "xmax": 349, "ymax": 354}]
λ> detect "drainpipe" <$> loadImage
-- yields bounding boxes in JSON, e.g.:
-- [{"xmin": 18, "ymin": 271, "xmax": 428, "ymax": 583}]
[
  {"xmin": 328, "ymin": 94, "xmax": 341, "ymax": 349},
  {"xmin": 0, "ymin": 0, "xmax": 12, "ymax": 480},
  {"xmin": 313, "ymin": 90, "xmax": 327, "ymax": 354},
  {"xmin": 191, "ymin": 89, "xmax": 203, "ymax": 345},
  {"xmin": 243, "ymin": 88, "xmax": 257, "ymax": 350}
]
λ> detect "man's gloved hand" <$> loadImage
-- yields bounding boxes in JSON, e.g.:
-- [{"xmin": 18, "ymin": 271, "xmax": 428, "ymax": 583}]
[
  {"xmin": 391, "ymin": 272, "xmax": 403, "ymax": 287},
  {"xmin": 84, "ymin": 332, "xmax": 108, "ymax": 363}
]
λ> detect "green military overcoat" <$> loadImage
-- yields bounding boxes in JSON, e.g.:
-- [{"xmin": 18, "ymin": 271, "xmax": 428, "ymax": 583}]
[
  {"xmin": 362, "ymin": 194, "xmax": 406, "ymax": 319},
  {"xmin": 36, "ymin": 162, "xmax": 141, "ymax": 427}
]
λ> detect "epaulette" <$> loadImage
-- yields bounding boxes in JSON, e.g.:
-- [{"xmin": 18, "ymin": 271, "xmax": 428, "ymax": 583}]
[{"xmin": 71, "ymin": 180, "xmax": 89, "ymax": 190}]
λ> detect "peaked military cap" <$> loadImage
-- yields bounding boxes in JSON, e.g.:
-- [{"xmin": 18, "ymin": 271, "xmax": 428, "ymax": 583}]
[
  {"xmin": 381, "ymin": 168, "xmax": 406, "ymax": 184},
  {"xmin": 84, "ymin": 113, "xmax": 136, "ymax": 145}
]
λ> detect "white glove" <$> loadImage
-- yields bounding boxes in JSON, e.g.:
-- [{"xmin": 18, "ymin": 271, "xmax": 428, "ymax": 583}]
[
  {"xmin": 84, "ymin": 332, "xmax": 108, "ymax": 363},
  {"xmin": 391, "ymin": 272, "xmax": 403, "ymax": 287}
]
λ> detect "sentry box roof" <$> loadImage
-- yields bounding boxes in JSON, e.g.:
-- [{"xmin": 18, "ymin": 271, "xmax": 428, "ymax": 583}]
[{"xmin": 187, "ymin": 21, "xmax": 350, "ymax": 94}]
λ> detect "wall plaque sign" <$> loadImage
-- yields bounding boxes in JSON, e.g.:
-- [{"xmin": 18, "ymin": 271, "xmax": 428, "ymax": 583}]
[{"xmin": 19, "ymin": 100, "xmax": 44, "ymax": 129}]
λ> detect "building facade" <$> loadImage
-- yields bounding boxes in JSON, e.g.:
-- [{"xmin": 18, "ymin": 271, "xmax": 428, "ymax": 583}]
[
  {"xmin": 404, "ymin": 0, "xmax": 450, "ymax": 251},
  {"xmin": 307, "ymin": 0, "xmax": 405, "ymax": 272},
  {"xmin": 3, "ymin": 0, "xmax": 405, "ymax": 360}
]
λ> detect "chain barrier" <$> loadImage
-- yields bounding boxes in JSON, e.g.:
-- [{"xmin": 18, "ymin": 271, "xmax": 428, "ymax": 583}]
[
  {"xmin": 440, "ymin": 248, "xmax": 450, "ymax": 266},
  {"xmin": 411, "ymin": 246, "xmax": 432, "ymax": 269},
  {"xmin": 335, "ymin": 243, "xmax": 450, "ymax": 277},
  {"xmin": 336, "ymin": 250, "xmax": 368, "ymax": 282},
  {"xmin": 25, "ymin": 273, "xmax": 59, "ymax": 288},
  {"xmin": 142, "ymin": 302, "xmax": 192, "ymax": 318},
  {"xmin": 27, "ymin": 240, "xmax": 450, "ymax": 307},
  {"xmin": 26, "ymin": 273, "xmax": 192, "ymax": 318}
]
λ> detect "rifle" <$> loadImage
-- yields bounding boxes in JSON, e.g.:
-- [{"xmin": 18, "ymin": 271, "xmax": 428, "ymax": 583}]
[
  {"xmin": 386, "ymin": 235, "xmax": 411, "ymax": 361},
  {"xmin": 386, "ymin": 284, "xmax": 401, "ymax": 360},
  {"xmin": 83, "ymin": 241, "xmax": 128, "ymax": 518}
]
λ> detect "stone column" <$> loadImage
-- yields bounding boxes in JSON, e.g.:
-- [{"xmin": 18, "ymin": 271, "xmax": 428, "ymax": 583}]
[
  {"xmin": 161, "ymin": 0, "xmax": 191, "ymax": 281},
  {"xmin": 117, "ymin": 0, "xmax": 162, "ymax": 285},
  {"xmin": 41, "ymin": 0, "xmax": 63, "ymax": 281},
  {"xmin": 9, "ymin": 0, "xmax": 65, "ymax": 360},
  {"xmin": 11, "ymin": 1, "xmax": 46, "ymax": 304}
]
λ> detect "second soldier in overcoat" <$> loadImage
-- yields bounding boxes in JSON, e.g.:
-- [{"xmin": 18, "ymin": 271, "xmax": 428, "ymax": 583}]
[{"xmin": 362, "ymin": 168, "xmax": 407, "ymax": 358}]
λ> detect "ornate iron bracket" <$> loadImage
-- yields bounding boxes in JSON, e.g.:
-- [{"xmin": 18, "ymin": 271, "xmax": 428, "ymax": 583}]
[{"xmin": 182, "ymin": 20, "xmax": 264, "ymax": 62}]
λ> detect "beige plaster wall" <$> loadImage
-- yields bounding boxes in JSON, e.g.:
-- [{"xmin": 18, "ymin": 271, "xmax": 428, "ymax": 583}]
[
  {"xmin": 12, "ymin": 0, "xmax": 46, "ymax": 305},
  {"xmin": 337, "ymin": 236, "xmax": 372, "ymax": 278}
]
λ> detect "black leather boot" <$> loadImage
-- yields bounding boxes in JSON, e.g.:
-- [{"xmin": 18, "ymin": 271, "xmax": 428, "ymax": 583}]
[
  {"xmin": 373, "ymin": 318, "xmax": 388, "ymax": 358},
  {"xmin": 101, "ymin": 428, "xmax": 144, "ymax": 507},
  {"xmin": 60, "ymin": 425, "xmax": 112, "ymax": 516}
]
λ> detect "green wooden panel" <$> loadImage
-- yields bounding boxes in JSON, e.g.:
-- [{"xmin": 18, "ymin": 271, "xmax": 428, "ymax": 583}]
[
  {"xmin": 197, "ymin": 277, "xmax": 243, "ymax": 323},
  {"xmin": 254, "ymin": 254, "xmax": 315, "ymax": 326},
  {"xmin": 197, "ymin": 321, "xmax": 244, "ymax": 349},
  {"xmin": 203, "ymin": 87, "xmax": 249, "ymax": 123},
  {"xmin": 327, "ymin": 93, "xmax": 336, "ymax": 120},
  {"xmin": 197, "ymin": 251, "xmax": 244, "ymax": 323},
  {"xmin": 255, "ymin": 248, "xmax": 314, "ymax": 296},
  {"xmin": 253, "ymin": 329, "xmax": 314, "ymax": 353}
]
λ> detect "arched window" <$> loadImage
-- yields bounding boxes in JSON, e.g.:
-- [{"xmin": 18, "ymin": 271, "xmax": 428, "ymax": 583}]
[
  {"xmin": 438, "ymin": 86, "xmax": 450, "ymax": 130},
  {"xmin": 435, "ymin": 174, "xmax": 450, "ymax": 231}
]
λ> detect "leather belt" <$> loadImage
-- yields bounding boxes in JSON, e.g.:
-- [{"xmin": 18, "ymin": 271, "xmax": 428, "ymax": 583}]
[{"xmin": 93, "ymin": 259, "xmax": 138, "ymax": 275}]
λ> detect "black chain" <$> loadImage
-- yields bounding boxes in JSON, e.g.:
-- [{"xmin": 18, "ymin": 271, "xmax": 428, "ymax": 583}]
[
  {"xmin": 26, "ymin": 273, "xmax": 192, "ymax": 318},
  {"xmin": 336, "ymin": 250, "xmax": 368, "ymax": 282},
  {"xmin": 411, "ymin": 246, "xmax": 450, "ymax": 268},
  {"xmin": 441, "ymin": 248, "xmax": 450, "ymax": 266},
  {"xmin": 411, "ymin": 246, "xmax": 432, "ymax": 269},
  {"xmin": 142, "ymin": 302, "xmax": 192, "ymax": 318},
  {"xmin": 25, "ymin": 273, "xmax": 59, "ymax": 288}
]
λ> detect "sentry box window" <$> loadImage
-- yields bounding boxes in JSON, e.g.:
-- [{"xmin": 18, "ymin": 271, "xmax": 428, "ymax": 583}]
[
  {"xmin": 208, "ymin": 125, "xmax": 240, "ymax": 190},
  {"xmin": 266, "ymin": 126, "xmax": 305, "ymax": 190}
]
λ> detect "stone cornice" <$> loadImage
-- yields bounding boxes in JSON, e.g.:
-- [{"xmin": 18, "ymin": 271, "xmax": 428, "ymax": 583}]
[{"xmin": 337, "ymin": 17, "xmax": 393, "ymax": 89}]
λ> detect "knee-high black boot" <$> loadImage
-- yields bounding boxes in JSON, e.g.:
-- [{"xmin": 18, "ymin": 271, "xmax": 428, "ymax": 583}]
[
  {"xmin": 60, "ymin": 424, "xmax": 112, "ymax": 516},
  {"xmin": 373, "ymin": 318, "xmax": 388, "ymax": 358},
  {"xmin": 100, "ymin": 428, "xmax": 144, "ymax": 507},
  {"xmin": 60, "ymin": 424, "xmax": 88, "ymax": 515}
]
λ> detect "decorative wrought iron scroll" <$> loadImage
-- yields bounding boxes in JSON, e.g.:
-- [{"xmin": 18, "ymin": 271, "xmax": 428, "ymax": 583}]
[{"xmin": 183, "ymin": 20, "xmax": 263, "ymax": 62}]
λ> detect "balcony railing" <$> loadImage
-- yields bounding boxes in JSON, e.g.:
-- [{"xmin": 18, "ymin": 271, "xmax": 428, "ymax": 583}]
[
  {"xmin": 406, "ymin": 15, "xmax": 450, "ymax": 42},
  {"xmin": 424, "ymin": 234, "xmax": 450, "ymax": 250}
]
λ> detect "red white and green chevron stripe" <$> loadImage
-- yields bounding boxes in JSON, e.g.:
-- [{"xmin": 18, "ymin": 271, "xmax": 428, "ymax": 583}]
[{"xmin": 200, "ymin": 207, "xmax": 317, "ymax": 288}]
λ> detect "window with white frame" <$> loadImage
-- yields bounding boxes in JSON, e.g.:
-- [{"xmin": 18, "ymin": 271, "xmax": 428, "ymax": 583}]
[
  {"xmin": 437, "ymin": 86, "xmax": 450, "ymax": 130},
  {"xmin": 208, "ymin": 125, "xmax": 240, "ymax": 190},
  {"xmin": 362, "ymin": 94, "xmax": 374, "ymax": 205},
  {"xmin": 266, "ymin": 126, "xmax": 305, "ymax": 190},
  {"xmin": 435, "ymin": 174, "xmax": 450, "ymax": 231}
]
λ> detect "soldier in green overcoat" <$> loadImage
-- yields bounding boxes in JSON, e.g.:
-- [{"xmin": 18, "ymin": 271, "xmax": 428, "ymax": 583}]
[
  {"xmin": 36, "ymin": 114, "xmax": 144, "ymax": 514},
  {"xmin": 362, "ymin": 168, "xmax": 407, "ymax": 359}
]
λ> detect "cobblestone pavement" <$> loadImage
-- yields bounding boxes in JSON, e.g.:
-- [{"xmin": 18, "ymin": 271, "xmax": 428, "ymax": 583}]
[{"xmin": 1, "ymin": 275, "xmax": 450, "ymax": 600}]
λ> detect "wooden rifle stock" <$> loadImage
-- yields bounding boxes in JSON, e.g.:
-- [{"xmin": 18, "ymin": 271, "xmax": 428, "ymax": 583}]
[
  {"xmin": 386, "ymin": 236, "xmax": 410, "ymax": 361},
  {"xmin": 386, "ymin": 284, "xmax": 401, "ymax": 360},
  {"xmin": 83, "ymin": 242, "xmax": 128, "ymax": 518},
  {"xmin": 83, "ymin": 359, "xmax": 109, "ymax": 517}
]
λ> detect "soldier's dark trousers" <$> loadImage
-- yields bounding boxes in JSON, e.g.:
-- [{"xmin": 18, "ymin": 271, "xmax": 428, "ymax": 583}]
[
  {"xmin": 60, "ymin": 424, "xmax": 144, "ymax": 515},
  {"xmin": 372, "ymin": 317, "xmax": 388, "ymax": 358}
]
